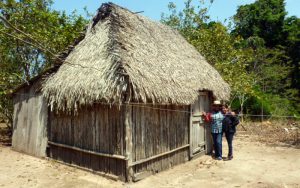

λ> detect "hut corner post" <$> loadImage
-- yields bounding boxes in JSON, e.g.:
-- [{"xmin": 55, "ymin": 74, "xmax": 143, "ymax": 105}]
[{"xmin": 125, "ymin": 104, "xmax": 134, "ymax": 182}]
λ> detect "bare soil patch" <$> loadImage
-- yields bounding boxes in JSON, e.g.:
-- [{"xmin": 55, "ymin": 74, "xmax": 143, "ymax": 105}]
[{"xmin": 238, "ymin": 121, "xmax": 300, "ymax": 147}]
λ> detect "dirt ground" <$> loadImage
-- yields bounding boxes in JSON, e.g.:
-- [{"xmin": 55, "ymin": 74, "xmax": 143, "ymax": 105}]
[{"xmin": 0, "ymin": 133, "xmax": 299, "ymax": 188}]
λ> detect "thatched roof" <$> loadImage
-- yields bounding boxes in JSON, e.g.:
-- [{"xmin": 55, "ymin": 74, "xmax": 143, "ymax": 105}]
[{"xmin": 42, "ymin": 3, "xmax": 230, "ymax": 111}]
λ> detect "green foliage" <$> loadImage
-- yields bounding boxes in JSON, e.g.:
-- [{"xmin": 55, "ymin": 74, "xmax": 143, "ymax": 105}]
[
  {"xmin": 162, "ymin": 0, "xmax": 300, "ymax": 116},
  {"xmin": 233, "ymin": 0, "xmax": 300, "ymax": 114},
  {"xmin": 0, "ymin": 0, "xmax": 88, "ymax": 77},
  {"xmin": 161, "ymin": 0, "xmax": 256, "ymax": 115},
  {"xmin": 233, "ymin": 0, "xmax": 286, "ymax": 48},
  {"xmin": 0, "ymin": 0, "xmax": 88, "ymax": 127},
  {"xmin": 243, "ymin": 93, "xmax": 299, "ymax": 117},
  {"xmin": 0, "ymin": 71, "xmax": 18, "ymax": 128},
  {"xmin": 283, "ymin": 16, "xmax": 300, "ymax": 104}
]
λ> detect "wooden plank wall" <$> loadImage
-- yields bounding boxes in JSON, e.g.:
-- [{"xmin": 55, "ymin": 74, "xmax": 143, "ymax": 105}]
[
  {"xmin": 48, "ymin": 104, "xmax": 126, "ymax": 180},
  {"xmin": 49, "ymin": 103, "xmax": 191, "ymax": 181},
  {"xmin": 131, "ymin": 104, "xmax": 190, "ymax": 176},
  {"xmin": 12, "ymin": 80, "xmax": 48, "ymax": 157}
]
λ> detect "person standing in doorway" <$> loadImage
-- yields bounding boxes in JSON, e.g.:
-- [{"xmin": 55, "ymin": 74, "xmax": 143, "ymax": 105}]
[
  {"xmin": 222, "ymin": 104, "xmax": 239, "ymax": 160},
  {"xmin": 202, "ymin": 100, "xmax": 224, "ymax": 160}
]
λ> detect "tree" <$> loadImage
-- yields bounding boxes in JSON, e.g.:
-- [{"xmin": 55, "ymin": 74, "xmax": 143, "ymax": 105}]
[
  {"xmin": 161, "ymin": 0, "xmax": 256, "ymax": 116},
  {"xmin": 0, "ymin": 0, "xmax": 88, "ymax": 127},
  {"xmin": 0, "ymin": 0, "xmax": 88, "ymax": 78},
  {"xmin": 232, "ymin": 0, "xmax": 300, "ymax": 115},
  {"xmin": 233, "ymin": 0, "xmax": 287, "ymax": 48},
  {"xmin": 283, "ymin": 16, "xmax": 300, "ymax": 110},
  {"xmin": 161, "ymin": 1, "xmax": 235, "ymax": 66}
]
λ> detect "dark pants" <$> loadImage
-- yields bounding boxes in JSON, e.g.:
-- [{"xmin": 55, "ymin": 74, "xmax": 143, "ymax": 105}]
[
  {"xmin": 211, "ymin": 133, "xmax": 222, "ymax": 158},
  {"xmin": 225, "ymin": 132, "xmax": 234, "ymax": 157}
]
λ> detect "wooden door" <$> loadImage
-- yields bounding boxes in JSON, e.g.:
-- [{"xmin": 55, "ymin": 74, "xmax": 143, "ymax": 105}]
[{"xmin": 190, "ymin": 92, "xmax": 210, "ymax": 158}]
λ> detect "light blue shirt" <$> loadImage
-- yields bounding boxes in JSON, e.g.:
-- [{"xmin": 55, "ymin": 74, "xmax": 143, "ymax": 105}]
[{"xmin": 211, "ymin": 111, "xmax": 224, "ymax": 133}]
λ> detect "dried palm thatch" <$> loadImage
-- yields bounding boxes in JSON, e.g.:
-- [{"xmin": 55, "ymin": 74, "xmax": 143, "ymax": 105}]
[{"xmin": 42, "ymin": 3, "xmax": 230, "ymax": 111}]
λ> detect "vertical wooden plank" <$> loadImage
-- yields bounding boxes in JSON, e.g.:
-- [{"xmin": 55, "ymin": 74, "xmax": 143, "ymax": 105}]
[
  {"xmin": 147, "ymin": 105, "xmax": 152, "ymax": 172},
  {"xmin": 64, "ymin": 113, "xmax": 70, "ymax": 164},
  {"xmin": 73, "ymin": 112, "xmax": 78, "ymax": 165},
  {"xmin": 152, "ymin": 105, "xmax": 157, "ymax": 155},
  {"xmin": 97, "ymin": 105, "xmax": 102, "ymax": 169},
  {"xmin": 147, "ymin": 105, "xmax": 152, "ymax": 159},
  {"xmin": 120, "ymin": 106, "xmax": 125, "ymax": 156},
  {"xmin": 115, "ymin": 106, "xmax": 121, "ymax": 156},
  {"xmin": 174, "ymin": 105, "xmax": 178, "ymax": 165},
  {"xmin": 185, "ymin": 105, "xmax": 189, "ymax": 161},
  {"xmin": 87, "ymin": 106, "xmax": 92, "ymax": 169},
  {"xmin": 92, "ymin": 105, "xmax": 96, "ymax": 152},
  {"xmin": 47, "ymin": 111, "xmax": 51, "ymax": 158},
  {"xmin": 79, "ymin": 108, "xmax": 84, "ymax": 167},
  {"xmin": 164, "ymin": 104, "xmax": 169, "ymax": 170},
  {"xmin": 103, "ymin": 105, "xmax": 108, "ymax": 173},
  {"xmin": 22, "ymin": 89, "xmax": 28, "ymax": 152},
  {"xmin": 26, "ymin": 87, "xmax": 33, "ymax": 154},
  {"xmin": 144, "ymin": 106, "xmax": 148, "ymax": 159},
  {"xmin": 78, "ymin": 109, "xmax": 83, "ymax": 167},
  {"xmin": 150, "ymin": 104, "xmax": 155, "ymax": 172},
  {"xmin": 161, "ymin": 104, "xmax": 167, "ymax": 171},
  {"xmin": 153, "ymin": 104, "xmax": 157, "ymax": 160},
  {"xmin": 155, "ymin": 105, "xmax": 161, "ymax": 172},
  {"xmin": 69, "ymin": 112, "xmax": 72, "ymax": 143},
  {"xmin": 125, "ymin": 104, "xmax": 133, "ymax": 181},
  {"xmin": 168, "ymin": 104, "xmax": 172, "ymax": 168},
  {"xmin": 190, "ymin": 104, "xmax": 194, "ymax": 158},
  {"xmin": 110, "ymin": 106, "xmax": 114, "ymax": 174},
  {"xmin": 141, "ymin": 106, "xmax": 145, "ymax": 161},
  {"xmin": 107, "ymin": 105, "xmax": 111, "ymax": 174},
  {"xmin": 75, "ymin": 109, "xmax": 80, "ymax": 166},
  {"xmin": 105, "ymin": 105, "xmax": 109, "ymax": 173},
  {"xmin": 95, "ymin": 105, "xmax": 101, "ymax": 171},
  {"xmin": 135, "ymin": 106, "xmax": 141, "ymax": 162},
  {"xmin": 169, "ymin": 105, "xmax": 174, "ymax": 150},
  {"xmin": 185, "ymin": 105, "xmax": 189, "ymax": 145},
  {"xmin": 131, "ymin": 105, "xmax": 136, "ymax": 163},
  {"xmin": 159, "ymin": 105, "xmax": 163, "ymax": 171},
  {"xmin": 177, "ymin": 106, "xmax": 181, "ymax": 164},
  {"xmin": 121, "ymin": 106, "xmax": 126, "ymax": 178},
  {"xmin": 70, "ymin": 112, "xmax": 74, "ymax": 165}
]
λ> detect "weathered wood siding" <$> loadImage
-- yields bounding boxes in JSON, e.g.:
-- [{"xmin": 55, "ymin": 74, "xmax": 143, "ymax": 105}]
[
  {"xmin": 48, "ymin": 104, "xmax": 190, "ymax": 181},
  {"xmin": 12, "ymin": 80, "xmax": 48, "ymax": 157},
  {"xmin": 47, "ymin": 104, "xmax": 126, "ymax": 180},
  {"xmin": 130, "ymin": 104, "xmax": 190, "ymax": 178}
]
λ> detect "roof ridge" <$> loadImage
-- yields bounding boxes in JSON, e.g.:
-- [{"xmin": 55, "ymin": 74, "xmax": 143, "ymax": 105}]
[{"xmin": 98, "ymin": 3, "xmax": 132, "ymax": 102}]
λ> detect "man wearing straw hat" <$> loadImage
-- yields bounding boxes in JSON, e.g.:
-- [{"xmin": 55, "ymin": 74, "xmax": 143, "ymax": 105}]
[{"xmin": 202, "ymin": 100, "xmax": 224, "ymax": 160}]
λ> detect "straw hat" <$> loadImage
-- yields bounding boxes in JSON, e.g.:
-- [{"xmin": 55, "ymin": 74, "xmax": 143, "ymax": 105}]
[{"xmin": 213, "ymin": 100, "xmax": 222, "ymax": 105}]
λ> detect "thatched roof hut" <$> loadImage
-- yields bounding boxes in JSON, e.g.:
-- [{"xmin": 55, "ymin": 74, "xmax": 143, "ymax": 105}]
[
  {"xmin": 12, "ymin": 3, "xmax": 230, "ymax": 182},
  {"xmin": 42, "ymin": 2, "xmax": 230, "ymax": 111}
]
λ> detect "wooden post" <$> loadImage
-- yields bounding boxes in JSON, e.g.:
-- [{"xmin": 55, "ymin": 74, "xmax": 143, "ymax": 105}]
[
  {"xmin": 189, "ymin": 104, "xmax": 193, "ymax": 159},
  {"xmin": 125, "ymin": 104, "xmax": 133, "ymax": 182}
]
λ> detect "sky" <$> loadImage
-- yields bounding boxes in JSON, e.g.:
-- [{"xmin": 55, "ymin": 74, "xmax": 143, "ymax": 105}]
[{"xmin": 52, "ymin": 0, "xmax": 300, "ymax": 23}]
